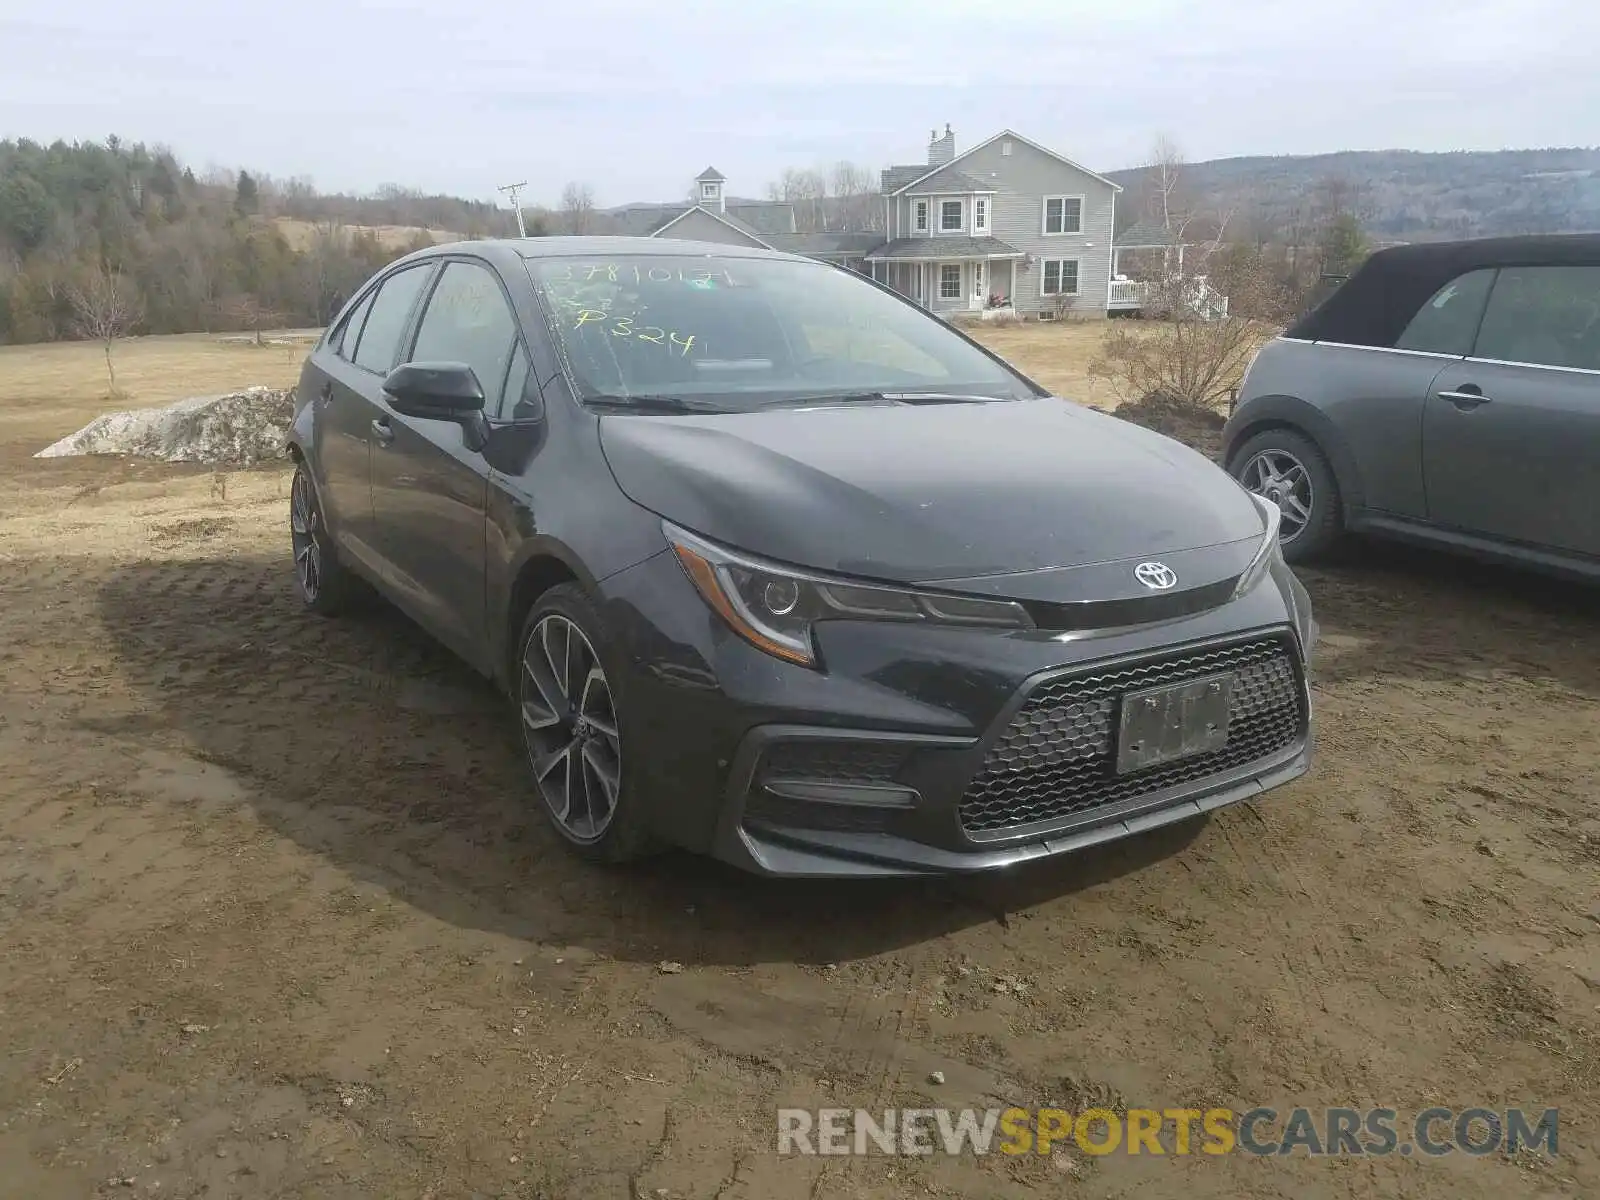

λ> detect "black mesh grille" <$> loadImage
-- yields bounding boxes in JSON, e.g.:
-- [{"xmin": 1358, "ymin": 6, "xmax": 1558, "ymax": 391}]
[
  {"xmin": 759, "ymin": 741, "xmax": 908, "ymax": 785},
  {"xmin": 959, "ymin": 635, "xmax": 1305, "ymax": 835}
]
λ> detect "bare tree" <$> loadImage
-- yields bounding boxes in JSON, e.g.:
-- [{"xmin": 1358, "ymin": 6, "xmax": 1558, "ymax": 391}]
[
  {"xmin": 828, "ymin": 161, "xmax": 880, "ymax": 232},
  {"xmin": 69, "ymin": 264, "xmax": 144, "ymax": 395},
  {"xmin": 1146, "ymin": 134, "xmax": 1186, "ymax": 236},
  {"xmin": 219, "ymin": 293, "xmax": 285, "ymax": 345},
  {"xmin": 767, "ymin": 168, "xmax": 829, "ymax": 232},
  {"xmin": 559, "ymin": 182, "xmax": 596, "ymax": 234}
]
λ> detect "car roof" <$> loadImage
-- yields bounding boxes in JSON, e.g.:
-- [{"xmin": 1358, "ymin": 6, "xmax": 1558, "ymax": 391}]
[
  {"xmin": 405, "ymin": 235, "xmax": 812, "ymax": 264},
  {"xmin": 1288, "ymin": 233, "xmax": 1600, "ymax": 348}
]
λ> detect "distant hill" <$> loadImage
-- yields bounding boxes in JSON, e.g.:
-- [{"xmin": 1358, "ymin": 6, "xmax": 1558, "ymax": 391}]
[{"xmin": 1105, "ymin": 148, "xmax": 1600, "ymax": 241}]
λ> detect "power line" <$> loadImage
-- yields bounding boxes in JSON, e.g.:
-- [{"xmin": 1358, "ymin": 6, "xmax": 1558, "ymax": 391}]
[{"xmin": 498, "ymin": 181, "xmax": 529, "ymax": 238}]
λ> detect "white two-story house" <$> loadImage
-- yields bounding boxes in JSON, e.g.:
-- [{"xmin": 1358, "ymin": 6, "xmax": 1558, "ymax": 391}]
[
  {"xmin": 866, "ymin": 126, "xmax": 1121, "ymax": 318},
  {"xmin": 608, "ymin": 127, "xmax": 1123, "ymax": 318}
]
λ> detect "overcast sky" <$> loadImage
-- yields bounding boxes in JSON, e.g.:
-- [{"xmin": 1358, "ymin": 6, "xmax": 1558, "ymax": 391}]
[{"xmin": 5, "ymin": 0, "xmax": 1597, "ymax": 208}]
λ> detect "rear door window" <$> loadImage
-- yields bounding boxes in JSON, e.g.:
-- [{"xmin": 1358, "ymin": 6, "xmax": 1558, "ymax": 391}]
[
  {"xmin": 335, "ymin": 291, "xmax": 375, "ymax": 362},
  {"xmin": 1472, "ymin": 266, "xmax": 1600, "ymax": 371},
  {"xmin": 353, "ymin": 264, "xmax": 431, "ymax": 374},
  {"xmin": 1394, "ymin": 268, "xmax": 1495, "ymax": 355}
]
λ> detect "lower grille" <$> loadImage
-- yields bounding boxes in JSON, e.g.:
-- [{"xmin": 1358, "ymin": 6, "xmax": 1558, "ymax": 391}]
[
  {"xmin": 759, "ymin": 741, "xmax": 907, "ymax": 786},
  {"xmin": 959, "ymin": 635, "xmax": 1306, "ymax": 835},
  {"xmin": 746, "ymin": 740, "xmax": 910, "ymax": 834}
]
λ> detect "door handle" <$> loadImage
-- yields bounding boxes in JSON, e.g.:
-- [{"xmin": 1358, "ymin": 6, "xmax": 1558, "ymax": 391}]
[
  {"xmin": 1437, "ymin": 388, "xmax": 1491, "ymax": 410},
  {"xmin": 371, "ymin": 417, "xmax": 395, "ymax": 444}
]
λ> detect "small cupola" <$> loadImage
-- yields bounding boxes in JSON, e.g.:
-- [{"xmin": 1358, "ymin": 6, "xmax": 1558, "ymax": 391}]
[{"xmin": 695, "ymin": 166, "xmax": 726, "ymax": 213}]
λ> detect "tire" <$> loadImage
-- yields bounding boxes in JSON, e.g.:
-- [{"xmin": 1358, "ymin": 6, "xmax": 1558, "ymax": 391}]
[
  {"xmin": 515, "ymin": 583, "xmax": 655, "ymax": 864},
  {"xmin": 289, "ymin": 461, "xmax": 364, "ymax": 615},
  {"xmin": 1228, "ymin": 428, "xmax": 1343, "ymax": 563}
]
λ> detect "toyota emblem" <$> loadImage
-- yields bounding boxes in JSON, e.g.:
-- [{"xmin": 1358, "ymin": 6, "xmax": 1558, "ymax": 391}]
[{"xmin": 1134, "ymin": 561, "xmax": 1178, "ymax": 590}]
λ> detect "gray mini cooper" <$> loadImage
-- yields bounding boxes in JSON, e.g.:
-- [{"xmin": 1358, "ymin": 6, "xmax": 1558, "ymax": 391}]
[{"xmin": 1224, "ymin": 234, "xmax": 1600, "ymax": 580}]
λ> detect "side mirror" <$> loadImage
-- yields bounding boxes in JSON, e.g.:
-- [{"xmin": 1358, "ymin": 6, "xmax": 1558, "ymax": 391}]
[{"xmin": 382, "ymin": 361, "xmax": 486, "ymax": 420}]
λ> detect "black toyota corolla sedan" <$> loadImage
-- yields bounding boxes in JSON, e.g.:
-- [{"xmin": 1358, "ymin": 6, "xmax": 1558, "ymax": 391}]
[{"xmin": 287, "ymin": 236, "xmax": 1316, "ymax": 877}]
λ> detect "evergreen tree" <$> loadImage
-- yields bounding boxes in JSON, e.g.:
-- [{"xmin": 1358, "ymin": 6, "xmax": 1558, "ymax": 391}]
[{"xmin": 235, "ymin": 170, "xmax": 259, "ymax": 216}]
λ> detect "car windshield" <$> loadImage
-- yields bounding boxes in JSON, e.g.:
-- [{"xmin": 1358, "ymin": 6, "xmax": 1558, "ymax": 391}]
[{"xmin": 524, "ymin": 253, "xmax": 1039, "ymax": 411}]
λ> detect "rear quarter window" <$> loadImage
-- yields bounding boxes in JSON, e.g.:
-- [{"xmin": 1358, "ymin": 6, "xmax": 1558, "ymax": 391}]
[
  {"xmin": 1394, "ymin": 268, "xmax": 1495, "ymax": 355},
  {"xmin": 353, "ymin": 265, "xmax": 432, "ymax": 373},
  {"xmin": 333, "ymin": 291, "xmax": 375, "ymax": 362}
]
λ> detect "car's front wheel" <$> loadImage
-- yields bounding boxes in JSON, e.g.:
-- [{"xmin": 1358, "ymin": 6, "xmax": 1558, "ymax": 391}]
[
  {"xmin": 516, "ymin": 584, "xmax": 654, "ymax": 863},
  {"xmin": 1230, "ymin": 429, "xmax": 1342, "ymax": 563},
  {"xmin": 289, "ymin": 462, "xmax": 363, "ymax": 614}
]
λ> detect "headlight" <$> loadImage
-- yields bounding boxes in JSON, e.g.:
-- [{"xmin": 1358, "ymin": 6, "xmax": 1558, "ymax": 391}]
[
  {"xmin": 1231, "ymin": 493, "xmax": 1284, "ymax": 600},
  {"xmin": 664, "ymin": 522, "xmax": 1032, "ymax": 668}
]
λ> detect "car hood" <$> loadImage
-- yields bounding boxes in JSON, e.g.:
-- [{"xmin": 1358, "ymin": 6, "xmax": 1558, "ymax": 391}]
[{"xmin": 598, "ymin": 397, "xmax": 1266, "ymax": 595}]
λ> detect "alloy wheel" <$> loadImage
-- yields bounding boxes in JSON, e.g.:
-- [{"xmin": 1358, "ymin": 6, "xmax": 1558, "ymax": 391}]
[
  {"xmin": 519, "ymin": 614, "xmax": 622, "ymax": 842},
  {"xmin": 1240, "ymin": 449, "xmax": 1313, "ymax": 543},
  {"xmin": 290, "ymin": 469, "xmax": 322, "ymax": 601}
]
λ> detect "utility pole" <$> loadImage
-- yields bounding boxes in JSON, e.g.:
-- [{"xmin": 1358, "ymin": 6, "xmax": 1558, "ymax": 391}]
[{"xmin": 498, "ymin": 181, "xmax": 529, "ymax": 238}]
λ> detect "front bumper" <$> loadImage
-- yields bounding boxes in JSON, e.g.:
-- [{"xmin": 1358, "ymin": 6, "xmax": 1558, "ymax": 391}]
[{"xmin": 600, "ymin": 552, "xmax": 1316, "ymax": 878}]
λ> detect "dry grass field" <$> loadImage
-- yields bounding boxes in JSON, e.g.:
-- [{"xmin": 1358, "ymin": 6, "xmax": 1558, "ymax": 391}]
[
  {"xmin": 272, "ymin": 218, "xmax": 467, "ymax": 253},
  {"xmin": 968, "ymin": 320, "xmax": 1117, "ymax": 406},
  {"xmin": 0, "ymin": 327, "xmax": 1595, "ymax": 1200}
]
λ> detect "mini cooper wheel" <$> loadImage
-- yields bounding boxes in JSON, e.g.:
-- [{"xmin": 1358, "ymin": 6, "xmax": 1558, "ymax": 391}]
[
  {"xmin": 1230, "ymin": 429, "xmax": 1343, "ymax": 563},
  {"xmin": 516, "ymin": 584, "xmax": 653, "ymax": 862},
  {"xmin": 290, "ymin": 462, "xmax": 361, "ymax": 614}
]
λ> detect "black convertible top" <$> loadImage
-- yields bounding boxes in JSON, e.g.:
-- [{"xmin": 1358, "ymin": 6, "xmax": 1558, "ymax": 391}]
[{"xmin": 1286, "ymin": 233, "xmax": 1600, "ymax": 348}]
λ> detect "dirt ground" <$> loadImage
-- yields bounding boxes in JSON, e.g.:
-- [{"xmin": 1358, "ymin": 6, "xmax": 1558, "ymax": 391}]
[{"xmin": 0, "ymin": 329, "xmax": 1595, "ymax": 1199}]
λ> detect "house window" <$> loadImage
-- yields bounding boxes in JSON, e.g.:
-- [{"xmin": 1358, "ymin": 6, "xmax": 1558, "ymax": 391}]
[
  {"xmin": 1041, "ymin": 259, "xmax": 1080, "ymax": 296},
  {"xmin": 914, "ymin": 200, "xmax": 928, "ymax": 232},
  {"xmin": 940, "ymin": 200, "xmax": 963, "ymax": 232},
  {"xmin": 1043, "ymin": 196, "xmax": 1083, "ymax": 235},
  {"xmin": 939, "ymin": 264, "xmax": 962, "ymax": 299},
  {"xmin": 701, "ymin": 183, "xmax": 717, "ymax": 199},
  {"xmin": 974, "ymin": 197, "xmax": 989, "ymax": 235}
]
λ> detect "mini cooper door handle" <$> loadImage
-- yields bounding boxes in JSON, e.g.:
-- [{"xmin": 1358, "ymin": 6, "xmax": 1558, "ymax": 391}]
[{"xmin": 371, "ymin": 417, "xmax": 395, "ymax": 444}]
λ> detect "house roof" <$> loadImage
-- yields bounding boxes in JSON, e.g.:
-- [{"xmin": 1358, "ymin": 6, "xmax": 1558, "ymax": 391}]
[
  {"xmin": 651, "ymin": 204, "xmax": 772, "ymax": 247},
  {"xmin": 727, "ymin": 202, "xmax": 798, "ymax": 234},
  {"xmin": 606, "ymin": 204, "xmax": 684, "ymax": 236},
  {"xmin": 901, "ymin": 169, "xmax": 995, "ymax": 195},
  {"xmin": 865, "ymin": 236, "xmax": 1023, "ymax": 261},
  {"xmin": 763, "ymin": 231, "xmax": 886, "ymax": 257},
  {"xmin": 888, "ymin": 129, "xmax": 1123, "ymax": 196},
  {"xmin": 695, "ymin": 166, "xmax": 726, "ymax": 182},
  {"xmin": 880, "ymin": 165, "xmax": 926, "ymax": 193},
  {"xmin": 1115, "ymin": 219, "xmax": 1185, "ymax": 248},
  {"xmin": 608, "ymin": 199, "xmax": 796, "ymax": 237}
]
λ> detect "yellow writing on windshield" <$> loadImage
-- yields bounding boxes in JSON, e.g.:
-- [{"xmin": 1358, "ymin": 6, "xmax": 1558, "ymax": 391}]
[
  {"xmin": 571, "ymin": 309, "xmax": 698, "ymax": 356},
  {"xmin": 546, "ymin": 263, "xmax": 738, "ymax": 287}
]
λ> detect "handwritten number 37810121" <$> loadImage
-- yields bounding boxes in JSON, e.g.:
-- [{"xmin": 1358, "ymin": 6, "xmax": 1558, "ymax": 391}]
[{"xmin": 572, "ymin": 309, "xmax": 696, "ymax": 357}]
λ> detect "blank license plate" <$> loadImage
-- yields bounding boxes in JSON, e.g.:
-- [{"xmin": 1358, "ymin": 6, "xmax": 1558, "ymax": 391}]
[{"xmin": 1115, "ymin": 672, "xmax": 1234, "ymax": 774}]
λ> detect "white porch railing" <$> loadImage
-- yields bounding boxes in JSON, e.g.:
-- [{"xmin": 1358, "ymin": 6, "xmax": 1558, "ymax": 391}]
[
  {"xmin": 1108, "ymin": 275, "xmax": 1229, "ymax": 320},
  {"xmin": 1108, "ymin": 279, "xmax": 1147, "ymax": 308}
]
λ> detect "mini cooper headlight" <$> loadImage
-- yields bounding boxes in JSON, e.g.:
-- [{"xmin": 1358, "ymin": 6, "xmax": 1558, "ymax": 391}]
[
  {"xmin": 1231, "ymin": 492, "xmax": 1284, "ymax": 601},
  {"xmin": 665, "ymin": 522, "xmax": 1033, "ymax": 667}
]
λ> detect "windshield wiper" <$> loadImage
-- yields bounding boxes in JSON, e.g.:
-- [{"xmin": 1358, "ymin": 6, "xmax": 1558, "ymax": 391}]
[
  {"xmin": 583, "ymin": 393, "xmax": 731, "ymax": 414},
  {"xmin": 780, "ymin": 390, "xmax": 1006, "ymax": 407}
]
